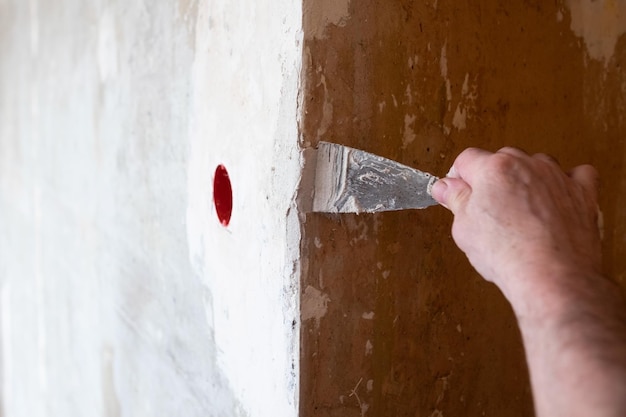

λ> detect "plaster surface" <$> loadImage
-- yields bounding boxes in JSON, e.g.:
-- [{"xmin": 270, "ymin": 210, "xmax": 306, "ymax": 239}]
[
  {"xmin": 0, "ymin": 1, "xmax": 302, "ymax": 416},
  {"xmin": 300, "ymin": 1, "xmax": 626, "ymax": 416}
]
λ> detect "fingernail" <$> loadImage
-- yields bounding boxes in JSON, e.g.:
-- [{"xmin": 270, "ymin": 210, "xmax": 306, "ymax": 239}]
[
  {"xmin": 430, "ymin": 179, "xmax": 450, "ymax": 209},
  {"xmin": 430, "ymin": 179, "xmax": 447, "ymax": 199},
  {"xmin": 446, "ymin": 166, "xmax": 458, "ymax": 178}
]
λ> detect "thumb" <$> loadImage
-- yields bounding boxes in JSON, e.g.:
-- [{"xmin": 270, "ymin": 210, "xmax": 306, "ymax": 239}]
[{"xmin": 430, "ymin": 177, "xmax": 472, "ymax": 214}]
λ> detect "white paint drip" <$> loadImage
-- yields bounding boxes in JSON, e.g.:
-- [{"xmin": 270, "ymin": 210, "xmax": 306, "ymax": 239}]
[
  {"xmin": 440, "ymin": 42, "xmax": 448, "ymax": 79},
  {"xmin": 557, "ymin": 9, "xmax": 564, "ymax": 22},
  {"xmin": 402, "ymin": 114, "xmax": 417, "ymax": 149},
  {"xmin": 405, "ymin": 84, "xmax": 413, "ymax": 105},
  {"xmin": 440, "ymin": 42, "xmax": 453, "ymax": 134},
  {"xmin": 361, "ymin": 311, "xmax": 374, "ymax": 320},
  {"xmin": 440, "ymin": 42, "xmax": 452, "ymax": 102},
  {"xmin": 566, "ymin": 0, "xmax": 626, "ymax": 65},
  {"xmin": 452, "ymin": 106, "xmax": 467, "ymax": 131},
  {"xmin": 316, "ymin": 74, "xmax": 334, "ymax": 141},
  {"xmin": 452, "ymin": 73, "xmax": 478, "ymax": 131},
  {"xmin": 365, "ymin": 340, "xmax": 373, "ymax": 356}
]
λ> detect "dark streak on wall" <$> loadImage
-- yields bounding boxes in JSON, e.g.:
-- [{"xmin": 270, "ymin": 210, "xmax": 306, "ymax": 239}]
[{"xmin": 300, "ymin": 1, "xmax": 626, "ymax": 416}]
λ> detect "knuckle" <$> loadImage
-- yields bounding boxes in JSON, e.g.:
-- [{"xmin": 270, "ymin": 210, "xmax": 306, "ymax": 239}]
[
  {"xmin": 485, "ymin": 153, "xmax": 519, "ymax": 175},
  {"xmin": 497, "ymin": 146, "xmax": 519, "ymax": 153}
]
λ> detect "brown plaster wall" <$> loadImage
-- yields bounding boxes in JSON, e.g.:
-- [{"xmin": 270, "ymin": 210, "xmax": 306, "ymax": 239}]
[{"xmin": 300, "ymin": 1, "xmax": 626, "ymax": 417}]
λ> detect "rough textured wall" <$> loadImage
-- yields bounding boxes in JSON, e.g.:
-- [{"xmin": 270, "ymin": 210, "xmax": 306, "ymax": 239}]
[
  {"xmin": 300, "ymin": 1, "xmax": 626, "ymax": 416},
  {"xmin": 0, "ymin": 1, "xmax": 302, "ymax": 416}
]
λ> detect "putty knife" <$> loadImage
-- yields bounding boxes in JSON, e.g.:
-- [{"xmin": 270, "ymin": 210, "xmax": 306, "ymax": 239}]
[{"xmin": 300, "ymin": 142, "xmax": 439, "ymax": 213}]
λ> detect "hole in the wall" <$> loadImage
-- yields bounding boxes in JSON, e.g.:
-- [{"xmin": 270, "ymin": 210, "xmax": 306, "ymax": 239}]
[{"xmin": 213, "ymin": 165, "xmax": 232, "ymax": 226}]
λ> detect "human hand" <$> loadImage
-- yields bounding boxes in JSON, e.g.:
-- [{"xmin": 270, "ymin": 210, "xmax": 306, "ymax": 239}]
[{"xmin": 430, "ymin": 147, "xmax": 602, "ymax": 309}]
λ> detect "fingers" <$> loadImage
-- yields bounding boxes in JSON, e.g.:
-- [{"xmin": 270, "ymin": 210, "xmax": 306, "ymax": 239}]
[
  {"xmin": 532, "ymin": 153, "xmax": 560, "ymax": 166},
  {"xmin": 431, "ymin": 177, "xmax": 472, "ymax": 215},
  {"xmin": 449, "ymin": 147, "xmax": 492, "ymax": 183},
  {"xmin": 497, "ymin": 146, "xmax": 528, "ymax": 158},
  {"xmin": 568, "ymin": 164, "xmax": 600, "ymax": 203}
]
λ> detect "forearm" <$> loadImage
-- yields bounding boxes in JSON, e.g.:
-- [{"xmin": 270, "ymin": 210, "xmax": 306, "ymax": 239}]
[
  {"xmin": 430, "ymin": 148, "xmax": 625, "ymax": 415},
  {"xmin": 509, "ymin": 272, "xmax": 626, "ymax": 417}
]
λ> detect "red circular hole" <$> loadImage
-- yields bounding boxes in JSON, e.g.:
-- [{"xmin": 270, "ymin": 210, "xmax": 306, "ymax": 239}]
[{"xmin": 213, "ymin": 165, "xmax": 232, "ymax": 226}]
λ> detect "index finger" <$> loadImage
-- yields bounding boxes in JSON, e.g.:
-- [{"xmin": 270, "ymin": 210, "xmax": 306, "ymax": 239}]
[
  {"xmin": 448, "ymin": 147, "xmax": 493, "ymax": 183},
  {"xmin": 568, "ymin": 164, "xmax": 599, "ymax": 204}
]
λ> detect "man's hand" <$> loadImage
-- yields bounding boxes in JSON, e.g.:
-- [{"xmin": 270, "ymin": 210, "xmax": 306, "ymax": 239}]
[
  {"xmin": 431, "ymin": 147, "xmax": 626, "ymax": 417},
  {"xmin": 431, "ymin": 147, "xmax": 602, "ymax": 304}
]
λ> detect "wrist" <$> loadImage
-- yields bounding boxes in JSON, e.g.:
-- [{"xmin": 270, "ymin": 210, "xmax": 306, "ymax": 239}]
[{"xmin": 502, "ymin": 267, "xmax": 615, "ymax": 326}]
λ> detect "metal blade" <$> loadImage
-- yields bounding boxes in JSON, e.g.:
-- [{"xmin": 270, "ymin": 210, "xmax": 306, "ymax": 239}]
[{"xmin": 309, "ymin": 142, "xmax": 439, "ymax": 213}]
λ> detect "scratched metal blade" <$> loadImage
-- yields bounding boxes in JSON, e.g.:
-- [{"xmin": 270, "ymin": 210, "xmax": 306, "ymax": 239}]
[{"xmin": 312, "ymin": 142, "xmax": 439, "ymax": 213}]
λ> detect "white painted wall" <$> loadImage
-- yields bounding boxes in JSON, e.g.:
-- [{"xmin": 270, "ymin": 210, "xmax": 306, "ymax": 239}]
[{"xmin": 0, "ymin": 1, "xmax": 302, "ymax": 416}]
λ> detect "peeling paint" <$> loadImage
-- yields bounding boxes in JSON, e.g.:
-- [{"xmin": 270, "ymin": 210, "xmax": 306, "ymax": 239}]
[
  {"xmin": 361, "ymin": 311, "xmax": 375, "ymax": 320},
  {"xmin": 402, "ymin": 114, "xmax": 417, "ymax": 149},
  {"xmin": 452, "ymin": 73, "xmax": 478, "ymax": 131},
  {"xmin": 302, "ymin": 285, "xmax": 330, "ymax": 327},
  {"xmin": 566, "ymin": 0, "xmax": 626, "ymax": 65}
]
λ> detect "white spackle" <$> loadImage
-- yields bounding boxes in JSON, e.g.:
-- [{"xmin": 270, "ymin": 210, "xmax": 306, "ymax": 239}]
[
  {"xmin": 566, "ymin": 0, "xmax": 626, "ymax": 65},
  {"xmin": 378, "ymin": 101, "xmax": 386, "ymax": 113},
  {"xmin": 382, "ymin": 270, "xmax": 390, "ymax": 279},
  {"xmin": 402, "ymin": 114, "xmax": 417, "ymax": 149},
  {"xmin": 452, "ymin": 73, "xmax": 477, "ymax": 131},
  {"xmin": 366, "ymin": 379, "xmax": 374, "ymax": 392},
  {"xmin": 556, "ymin": 9, "xmax": 564, "ymax": 22},
  {"xmin": 452, "ymin": 105, "xmax": 467, "ymax": 131},
  {"xmin": 361, "ymin": 311, "xmax": 375, "ymax": 320},
  {"xmin": 365, "ymin": 340, "xmax": 373, "ymax": 356},
  {"xmin": 302, "ymin": 286, "xmax": 331, "ymax": 328},
  {"xmin": 314, "ymin": 237, "xmax": 323, "ymax": 249},
  {"xmin": 460, "ymin": 73, "xmax": 470, "ymax": 96}
]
